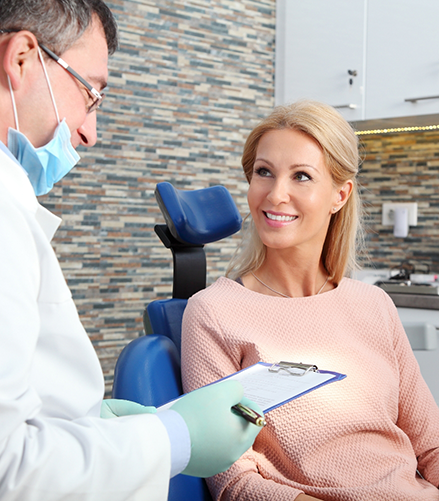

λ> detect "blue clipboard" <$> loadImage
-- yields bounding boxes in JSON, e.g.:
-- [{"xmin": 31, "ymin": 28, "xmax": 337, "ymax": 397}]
[{"xmin": 218, "ymin": 361, "xmax": 346, "ymax": 413}]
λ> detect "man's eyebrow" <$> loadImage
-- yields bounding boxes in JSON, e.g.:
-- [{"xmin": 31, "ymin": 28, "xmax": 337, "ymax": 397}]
[{"xmin": 85, "ymin": 74, "xmax": 107, "ymax": 92}]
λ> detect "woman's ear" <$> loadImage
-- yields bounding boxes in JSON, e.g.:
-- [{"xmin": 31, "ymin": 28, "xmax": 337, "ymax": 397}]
[
  {"xmin": 332, "ymin": 180, "xmax": 353, "ymax": 214},
  {"xmin": 3, "ymin": 31, "xmax": 40, "ymax": 90}
]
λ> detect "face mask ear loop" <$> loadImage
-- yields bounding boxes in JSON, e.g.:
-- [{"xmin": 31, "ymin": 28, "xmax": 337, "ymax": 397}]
[
  {"xmin": 7, "ymin": 75, "xmax": 20, "ymax": 132},
  {"xmin": 38, "ymin": 48, "xmax": 60, "ymax": 125}
]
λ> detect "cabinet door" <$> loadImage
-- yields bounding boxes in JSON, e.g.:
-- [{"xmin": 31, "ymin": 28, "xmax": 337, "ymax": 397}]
[
  {"xmin": 365, "ymin": 0, "xmax": 439, "ymax": 120},
  {"xmin": 275, "ymin": 0, "xmax": 366, "ymax": 122},
  {"xmin": 397, "ymin": 308, "xmax": 439, "ymax": 405}
]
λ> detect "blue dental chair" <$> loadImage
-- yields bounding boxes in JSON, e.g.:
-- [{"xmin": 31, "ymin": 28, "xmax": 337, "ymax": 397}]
[{"xmin": 112, "ymin": 182, "xmax": 242, "ymax": 501}]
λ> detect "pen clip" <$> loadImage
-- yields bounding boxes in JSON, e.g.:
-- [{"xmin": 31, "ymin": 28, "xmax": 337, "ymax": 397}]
[{"xmin": 268, "ymin": 361, "xmax": 319, "ymax": 377}]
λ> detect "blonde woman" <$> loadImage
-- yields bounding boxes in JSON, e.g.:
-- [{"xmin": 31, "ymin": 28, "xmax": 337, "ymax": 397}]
[{"xmin": 181, "ymin": 100, "xmax": 439, "ymax": 501}]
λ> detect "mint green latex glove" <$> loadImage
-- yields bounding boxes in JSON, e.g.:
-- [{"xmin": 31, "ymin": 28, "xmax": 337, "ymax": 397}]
[
  {"xmin": 101, "ymin": 398, "xmax": 157, "ymax": 418},
  {"xmin": 171, "ymin": 380, "xmax": 264, "ymax": 477}
]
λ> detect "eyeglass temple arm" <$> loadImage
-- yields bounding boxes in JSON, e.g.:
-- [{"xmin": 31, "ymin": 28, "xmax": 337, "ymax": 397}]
[{"xmin": 39, "ymin": 43, "xmax": 101, "ymax": 99}]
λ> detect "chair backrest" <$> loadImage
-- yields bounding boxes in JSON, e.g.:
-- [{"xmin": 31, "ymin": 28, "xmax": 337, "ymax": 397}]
[
  {"xmin": 113, "ymin": 182, "xmax": 242, "ymax": 501},
  {"xmin": 113, "ymin": 334, "xmax": 182, "ymax": 406},
  {"xmin": 146, "ymin": 298, "xmax": 188, "ymax": 355},
  {"xmin": 112, "ymin": 334, "xmax": 212, "ymax": 501}
]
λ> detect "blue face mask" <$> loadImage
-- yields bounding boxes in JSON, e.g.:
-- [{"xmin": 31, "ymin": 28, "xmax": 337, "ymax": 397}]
[
  {"xmin": 7, "ymin": 121, "xmax": 80, "ymax": 196},
  {"xmin": 7, "ymin": 49, "xmax": 80, "ymax": 196}
]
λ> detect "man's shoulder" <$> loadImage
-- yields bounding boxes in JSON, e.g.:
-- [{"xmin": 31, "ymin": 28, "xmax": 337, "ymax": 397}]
[
  {"xmin": 0, "ymin": 147, "xmax": 37, "ymax": 211},
  {"xmin": 0, "ymin": 181, "xmax": 38, "ymax": 265}
]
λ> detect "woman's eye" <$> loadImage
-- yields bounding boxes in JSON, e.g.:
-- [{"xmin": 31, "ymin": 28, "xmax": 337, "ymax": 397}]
[
  {"xmin": 295, "ymin": 171, "xmax": 311, "ymax": 182},
  {"xmin": 254, "ymin": 166, "xmax": 272, "ymax": 177}
]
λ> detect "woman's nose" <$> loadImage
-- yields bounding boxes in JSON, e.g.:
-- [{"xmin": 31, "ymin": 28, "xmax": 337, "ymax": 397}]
[{"xmin": 267, "ymin": 180, "xmax": 290, "ymax": 206}]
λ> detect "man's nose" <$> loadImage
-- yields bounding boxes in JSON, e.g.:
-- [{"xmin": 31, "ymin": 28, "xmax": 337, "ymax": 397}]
[{"xmin": 78, "ymin": 111, "xmax": 97, "ymax": 147}]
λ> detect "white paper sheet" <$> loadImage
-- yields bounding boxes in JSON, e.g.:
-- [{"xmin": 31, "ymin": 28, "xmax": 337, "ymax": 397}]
[{"xmin": 224, "ymin": 362, "xmax": 342, "ymax": 412}]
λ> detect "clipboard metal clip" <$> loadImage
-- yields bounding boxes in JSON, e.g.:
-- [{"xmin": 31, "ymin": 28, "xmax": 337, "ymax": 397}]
[{"xmin": 268, "ymin": 361, "xmax": 319, "ymax": 377}]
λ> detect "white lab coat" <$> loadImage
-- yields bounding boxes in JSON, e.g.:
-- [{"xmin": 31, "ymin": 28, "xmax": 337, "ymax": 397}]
[{"xmin": 0, "ymin": 148, "xmax": 172, "ymax": 500}]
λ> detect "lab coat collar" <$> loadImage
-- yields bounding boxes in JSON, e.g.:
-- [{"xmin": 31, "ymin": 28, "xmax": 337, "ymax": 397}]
[
  {"xmin": 35, "ymin": 205, "xmax": 62, "ymax": 242},
  {"xmin": 0, "ymin": 145, "xmax": 62, "ymax": 241}
]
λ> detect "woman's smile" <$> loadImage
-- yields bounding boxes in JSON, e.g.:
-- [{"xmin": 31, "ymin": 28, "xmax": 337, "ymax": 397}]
[{"xmin": 263, "ymin": 210, "xmax": 298, "ymax": 227}]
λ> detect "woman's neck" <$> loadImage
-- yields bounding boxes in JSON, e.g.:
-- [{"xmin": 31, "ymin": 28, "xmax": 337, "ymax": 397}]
[{"xmin": 245, "ymin": 248, "xmax": 331, "ymax": 298}]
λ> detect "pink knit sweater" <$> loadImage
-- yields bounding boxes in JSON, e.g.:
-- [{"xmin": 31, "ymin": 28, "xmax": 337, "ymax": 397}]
[{"xmin": 181, "ymin": 277, "xmax": 439, "ymax": 501}]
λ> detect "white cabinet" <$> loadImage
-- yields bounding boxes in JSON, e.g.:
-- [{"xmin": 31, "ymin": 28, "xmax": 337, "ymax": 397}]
[
  {"xmin": 366, "ymin": 0, "xmax": 439, "ymax": 122},
  {"xmin": 397, "ymin": 308, "xmax": 439, "ymax": 405},
  {"xmin": 275, "ymin": 0, "xmax": 366, "ymax": 122},
  {"xmin": 276, "ymin": 0, "xmax": 439, "ymax": 127}
]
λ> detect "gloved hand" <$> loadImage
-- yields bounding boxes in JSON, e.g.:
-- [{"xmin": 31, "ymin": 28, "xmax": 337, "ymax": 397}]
[
  {"xmin": 171, "ymin": 380, "xmax": 264, "ymax": 477},
  {"xmin": 101, "ymin": 398, "xmax": 157, "ymax": 418}
]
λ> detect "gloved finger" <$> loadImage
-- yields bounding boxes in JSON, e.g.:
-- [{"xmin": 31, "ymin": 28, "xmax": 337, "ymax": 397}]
[
  {"xmin": 172, "ymin": 380, "xmax": 265, "ymax": 477},
  {"xmin": 214, "ymin": 379, "xmax": 245, "ymax": 405},
  {"xmin": 101, "ymin": 398, "xmax": 157, "ymax": 419},
  {"xmin": 239, "ymin": 396, "xmax": 264, "ymax": 418},
  {"xmin": 171, "ymin": 380, "xmax": 243, "ymax": 429}
]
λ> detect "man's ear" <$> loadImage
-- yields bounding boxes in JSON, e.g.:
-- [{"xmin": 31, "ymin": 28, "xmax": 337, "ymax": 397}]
[{"xmin": 3, "ymin": 31, "xmax": 40, "ymax": 90}]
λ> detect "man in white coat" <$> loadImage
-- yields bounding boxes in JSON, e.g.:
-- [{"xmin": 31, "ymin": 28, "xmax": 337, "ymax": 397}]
[{"xmin": 0, "ymin": 1, "xmax": 263, "ymax": 499}]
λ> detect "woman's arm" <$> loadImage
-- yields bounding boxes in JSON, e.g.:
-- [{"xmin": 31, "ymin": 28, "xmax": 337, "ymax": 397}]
[{"xmin": 386, "ymin": 293, "xmax": 439, "ymax": 487}]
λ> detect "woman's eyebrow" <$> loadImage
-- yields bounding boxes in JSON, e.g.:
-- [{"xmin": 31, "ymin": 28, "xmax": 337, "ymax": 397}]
[{"xmin": 254, "ymin": 158, "xmax": 318, "ymax": 171}]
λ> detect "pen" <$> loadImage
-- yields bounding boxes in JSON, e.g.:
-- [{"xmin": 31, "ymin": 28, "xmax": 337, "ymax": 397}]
[{"xmin": 232, "ymin": 402, "xmax": 266, "ymax": 427}]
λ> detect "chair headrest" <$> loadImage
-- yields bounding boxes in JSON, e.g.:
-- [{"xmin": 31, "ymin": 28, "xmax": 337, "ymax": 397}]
[{"xmin": 155, "ymin": 182, "xmax": 242, "ymax": 245}]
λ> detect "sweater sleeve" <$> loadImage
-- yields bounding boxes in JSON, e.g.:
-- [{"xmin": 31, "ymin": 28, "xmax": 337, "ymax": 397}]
[
  {"xmin": 387, "ymin": 293, "xmax": 439, "ymax": 487},
  {"xmin": 181, "ymin": 293, "xmax": 305, "ymax": 501}
]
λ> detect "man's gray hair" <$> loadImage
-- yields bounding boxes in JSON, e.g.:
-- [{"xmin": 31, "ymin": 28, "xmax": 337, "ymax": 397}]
[{"xmin": 0, "ymin": 0, "xmax": 118, "ymax": 55}]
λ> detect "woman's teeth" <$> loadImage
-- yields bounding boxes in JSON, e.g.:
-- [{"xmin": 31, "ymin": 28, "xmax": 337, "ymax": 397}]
[{"xmin": 265, "ymin": 212, "xmax": 297, "ymax": 222}]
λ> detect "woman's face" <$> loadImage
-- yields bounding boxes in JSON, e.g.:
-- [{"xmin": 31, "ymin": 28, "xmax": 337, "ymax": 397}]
[{"xmin": 247, "ymin": 128, "xmax": 351, "ymax": 255}]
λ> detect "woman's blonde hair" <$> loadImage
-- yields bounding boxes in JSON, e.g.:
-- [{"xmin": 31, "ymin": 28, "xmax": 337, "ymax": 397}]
[{"xmin": 226, "ymin": 99, "xmax": 363, "ymax": 285}]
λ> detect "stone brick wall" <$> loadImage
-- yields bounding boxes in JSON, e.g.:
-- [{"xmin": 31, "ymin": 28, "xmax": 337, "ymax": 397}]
[
  {"xmin": 359, "ymin": 130, "xmax": 439, "ymax": 274},
  {"xmin": 40, "ymin": 0, "xmax": 275, "ymax": 394},
  {"xmin": 38, "ymin": 0, "xmax": 439, "ymax": 395}
]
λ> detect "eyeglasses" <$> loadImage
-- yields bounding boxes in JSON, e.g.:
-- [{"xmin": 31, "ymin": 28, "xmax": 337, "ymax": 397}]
[{"xmin": 39, "ymin": 43, "xmax": 104, "ymax": 114}]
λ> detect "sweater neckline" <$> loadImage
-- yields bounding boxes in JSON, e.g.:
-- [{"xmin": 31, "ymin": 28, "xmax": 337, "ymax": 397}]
[{"xmin": 225, "ymin": 275, "xmax": 345, "ymax": 300}]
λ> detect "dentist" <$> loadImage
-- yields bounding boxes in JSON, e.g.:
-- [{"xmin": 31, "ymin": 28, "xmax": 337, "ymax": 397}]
[{"xmin": 0, "ymin": 1, "xmax": 263, "ymax": 499}]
